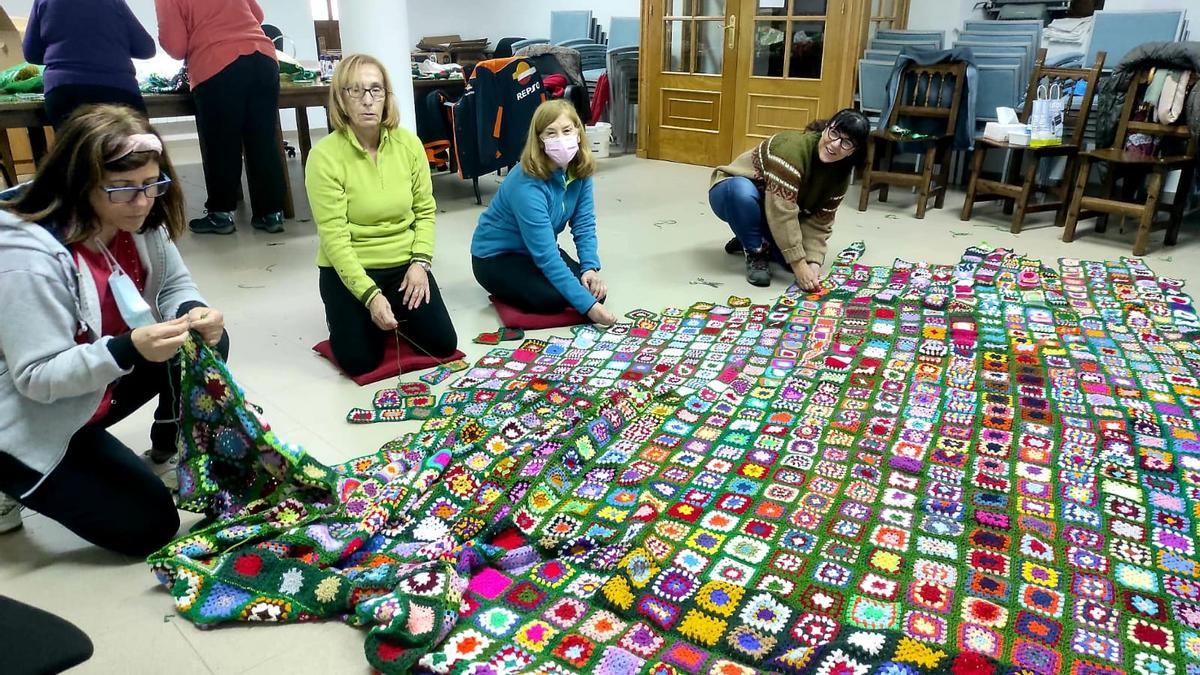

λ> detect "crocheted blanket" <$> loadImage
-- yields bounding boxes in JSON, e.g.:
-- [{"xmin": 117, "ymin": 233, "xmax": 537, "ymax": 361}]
[{"xmin": 149, "ymin": 243, "xmax": 1200, "ymax": 675}]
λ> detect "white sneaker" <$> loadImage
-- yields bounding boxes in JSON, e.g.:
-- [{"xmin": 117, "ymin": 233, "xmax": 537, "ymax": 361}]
[
  {"xmin": 143, "ymin": 450, "xmax": 180, "ymax": 493},
  {"xmin": 0, "ymin": 493, "xmax": 23, "ymax": 534}
]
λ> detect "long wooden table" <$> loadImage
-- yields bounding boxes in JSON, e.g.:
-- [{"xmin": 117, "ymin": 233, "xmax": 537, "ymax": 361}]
[{"xmin": 0, "ymin": 83, "xmax": 331, "ymax": 219}]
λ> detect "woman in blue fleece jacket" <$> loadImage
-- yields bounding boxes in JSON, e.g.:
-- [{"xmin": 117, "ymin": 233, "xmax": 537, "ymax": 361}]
[{"xmin": 471, "ymin": 99, "xmax": 616, "ymax": 326}]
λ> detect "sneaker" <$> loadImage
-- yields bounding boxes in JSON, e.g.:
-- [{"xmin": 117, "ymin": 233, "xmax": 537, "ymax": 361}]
[
  {"xmin": 0, "ymin": 493, "xmax": 23, "ymax": 534},
  {"xmin": 142, "ymin": 450, "xmax": 180, "ymax": 492},
  {"xmin": 744, "ymin": 245, "xmax": 772, "ymax": 287},
  {"xmin": 146, "ymin": 444, "xmax": 176, "ymax": 465},
  {"xmin": 724, "ymin": 237, "xmax": 744, "ymax": 255},
  {"xmin": 251, "ymin": 211, "xmax": 285, "ymax": 233},
  {"xmin": 189, "ymin": 211, "xmax": 236, "ymax": 235}
]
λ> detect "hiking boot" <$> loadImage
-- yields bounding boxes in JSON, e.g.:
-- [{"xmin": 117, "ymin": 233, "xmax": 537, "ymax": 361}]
[
  {"xmin": 189, "ymin": 211, "xmax": 236, "ymax": 235},
  {"xmin": 724, "ymin": 237, "xmax": 744, "ymax": 254},
  {"xmin": 745, "ymin": 245, "xmax": 772, "ymax": 287},
  {"xmin": 251, "ymin": 211, "xmax": 285, "ymax": 234},
  {"xmin": 0, "ymin": 494, "xmax": 23, "ymax": 534}
]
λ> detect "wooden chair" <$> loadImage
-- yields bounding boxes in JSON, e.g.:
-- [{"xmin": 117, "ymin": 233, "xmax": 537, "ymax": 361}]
[
  {"xmin": 961, "ymin": 50, "xmax": 1105, "ymax": 233},
  {"xmin": 0, "ymin": 131, "xmax": 17, "ymax": 188},
  {"xmin": 1062, "ymin": 66, "xmax": 1198, "ymax": 255},
  {"xmin": 858, "ymin": 60, "xmax": 968, "ymax": 219}
]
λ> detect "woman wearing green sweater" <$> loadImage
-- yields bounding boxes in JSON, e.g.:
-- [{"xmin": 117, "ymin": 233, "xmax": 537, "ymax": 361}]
[
  {"xmin": 305, "ymin": 54, "xmax": 457, "ymax": 376},
  {"xmin": 710, "ymin": 109, "xmax": 868, "ymax": 290}
]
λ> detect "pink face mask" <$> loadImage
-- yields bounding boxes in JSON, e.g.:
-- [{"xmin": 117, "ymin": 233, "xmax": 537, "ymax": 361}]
[{"xmin": 543, "ymin": 134, "xmax": 579, "ymax": 168}]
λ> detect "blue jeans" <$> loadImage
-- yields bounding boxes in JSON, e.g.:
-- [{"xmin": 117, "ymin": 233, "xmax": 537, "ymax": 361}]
[{"xmin": 708, "ymin": 177, "xmax": 786, "ymax": 263}]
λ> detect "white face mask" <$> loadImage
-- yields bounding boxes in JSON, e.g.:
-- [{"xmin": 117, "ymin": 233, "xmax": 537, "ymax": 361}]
[{"xmin": 99, "ymin": 245, "xmax": 156, "ymax": 329}]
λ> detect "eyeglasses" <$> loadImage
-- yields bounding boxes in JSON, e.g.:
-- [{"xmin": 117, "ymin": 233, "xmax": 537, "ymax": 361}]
[
  {"xmin": 826, "ymin": 127, "xmax": 857, "ymax": 152},
  {"xmin": 343, "ymin": 85, "xmax": 388, "ymax": 101},
  {"xmin": 103, "ymin": 177, "xmax": 172, "ymax": 204}
]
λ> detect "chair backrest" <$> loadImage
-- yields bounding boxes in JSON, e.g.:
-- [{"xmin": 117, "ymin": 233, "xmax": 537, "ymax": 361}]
[
  {"xmin": 608, "ymin": 17, "xmax": 640, "ymax": 50},
  {"xmin": 885, "ymin": 60, "xmax": 969, "ymax": 137},
  {"xmin": 575, "ymin": 43, "xmax": 608, "ymax": 72},
  {"xmin": 962, "ymin": 19, "xmax": 1041, "ymax": 48},
  {"xmin": 551, "ymin": 10, "xmax": 593, "ymax": 45},
  {"xmin": 975, "ymin": 64, "xmax": 1021, "ymax": 121},
  {"xmin": 871, "ymin": 38, "xmax": 940, "ymax": 53},
  {"xmin": 957, "ymin": 31, "xmax": 1036, "ymax": 71},
  {"xmin": 954, "ymin": 40, "xmax": 1031, "ymax": 82},
  {"xmin": 858, "ymin": 59, "xmax": 894, "ymax": 113},
  {"xmin": 558, "ymin": 38, "xmax": 596, "ymax": 48},
  {"xmin": 874, "ymin": 29, "xmax": 945, "ymax": 49},
  {"xmin": 1108, "ymin": 65, "xmax": 1198, "ymax": 157},
  {"xmin": 511, "ymin": 38, "xmax": 550, "ymax": 52},
  {"xmin": 1086, "ymin": 10, "xmax": 1186, "ymax": 69},
  {"xmin": 863, "ymin": 49, "xmax": 900, "ymax": 62},
  {"xmin": 1017, "ymin": 48, "xmax": 1106, "ymax": 147},
  {"xmin": 494, "ymin": 37, "xmax": 526, "ymax": 59}
]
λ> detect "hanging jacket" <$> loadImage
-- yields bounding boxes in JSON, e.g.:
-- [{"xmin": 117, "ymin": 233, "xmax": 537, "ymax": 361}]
[
  {"xmin": 451, "ymin": 89, "xmax": 481, "ymax": 179},
  {"xmin": 878, "ymin": 46, "xmax": 978, "ymax": 151},
  {"xmin": 1094, "ymin": 41, "xmax": 1200, "ymax": 149},
  {"xmin": 454, "ymin": 57, "xmax": 546, "ymax": 179},
  {"xmin": 416, "ymin": 88, "xmax": 454, "ymax": 167}
]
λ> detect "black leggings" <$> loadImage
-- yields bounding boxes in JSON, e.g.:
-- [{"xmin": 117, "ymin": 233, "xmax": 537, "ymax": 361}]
[
  {"xmin": 43, "ymin": 84, "xmax": 146, "ymax": 129},
  {"xmin": 319, "ymin": 265, "xmax": 459, "ymax": 377},
  {"xmin": 0, "ymin": 338, "xmax": 229, "ymax": 557},
  {"xmin": 192, "ymin": 52, "xmax": 286, "ymax": 217},
  {"xmin": 473, "ymin": 249, "xmax": 595, "ymax": 314}
]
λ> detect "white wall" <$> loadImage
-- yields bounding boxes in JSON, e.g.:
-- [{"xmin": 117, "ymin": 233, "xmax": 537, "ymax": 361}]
[
  {"xmin": 405, "ymin": 1, "xmax": 641, "ymax": 44},
  {"xmin": 905, "ymin": 0, "xmax": 984, "ymax": 38}
]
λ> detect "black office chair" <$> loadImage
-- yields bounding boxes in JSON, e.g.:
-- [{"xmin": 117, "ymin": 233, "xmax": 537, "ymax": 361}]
[
  {"xmin": 494, "ymin": 37, "xmax": 526, "ymax": 59},
  {"xmin": 262, "ymin": 23, "xmax": 285, "ymax": 51}
]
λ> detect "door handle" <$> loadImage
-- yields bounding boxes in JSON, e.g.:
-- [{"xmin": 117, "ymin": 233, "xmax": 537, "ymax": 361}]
[{"xmin": 725, "ymin": 14, "xmax": 738, "ymax": 50}]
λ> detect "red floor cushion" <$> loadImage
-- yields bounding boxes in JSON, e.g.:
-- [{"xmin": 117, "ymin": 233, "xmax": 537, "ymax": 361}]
[
  {"xmin": 490, "ymin": 296, "xmax": 589, "ymax": 330},
  {"xmin": 312, "ymin": 338, "xmax": 465, "ymax": 386}
]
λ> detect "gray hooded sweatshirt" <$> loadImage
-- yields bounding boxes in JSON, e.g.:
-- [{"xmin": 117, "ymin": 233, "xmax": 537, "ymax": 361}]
[{"xmin": 0, "ymin": 208, "xmax": 205, "ymax": 496}]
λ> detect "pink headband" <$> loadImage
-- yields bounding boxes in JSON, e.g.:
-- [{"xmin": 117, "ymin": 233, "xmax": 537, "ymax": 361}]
[{"xmin": 107, "ymin": 133, "xmax": 163, "ymax": 162}]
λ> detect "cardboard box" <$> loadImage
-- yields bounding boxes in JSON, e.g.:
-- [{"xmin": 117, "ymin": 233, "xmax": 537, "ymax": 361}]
[
  {"xmin": 416, "ymin": 35, "xmax": 461, "ymax": 51},
  {"xmin": 0, "ymin": 7, "xmax": 28, "ymax": 70}
]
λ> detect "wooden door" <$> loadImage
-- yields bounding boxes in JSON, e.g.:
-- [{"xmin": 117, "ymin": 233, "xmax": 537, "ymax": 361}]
[
  {"xmin": 729, "ymin": 0, "xmax": 865, "ymax": 156},
  {"xmin": 642, "ymin": 0, "xmax": 739, "ymax": 165}
]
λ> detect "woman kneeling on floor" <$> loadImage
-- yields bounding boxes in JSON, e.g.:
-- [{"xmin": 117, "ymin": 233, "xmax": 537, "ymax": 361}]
[
  {"xmin": 0, "ymin": 105, "xmax": 229, "ymax": 555},
  {"xmin": 471, "ymin": 99, "xmax": 616, "ymax": 326},
  {"xmin": 710, "ymin": 108, "xmax": 868, "ymax": 291},
  {"xmin": 306, "ymin": 54, "xmax": 458, "ymax": 376}
]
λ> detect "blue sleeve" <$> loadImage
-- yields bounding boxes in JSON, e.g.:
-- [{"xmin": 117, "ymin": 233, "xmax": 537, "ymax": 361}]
[
  {"xmin": 513, "ymin": 183, "xmax": 598, "ymax": 315},
  {"xmin": 22, "ymin": 1, "xmax": 46, "ymax": 65},
  {"xmin": 120, "ymin": 1, "xmax": 157, "ymax": 60},
  {"xmin": 569, "ymin": 177, "xmax": 600, "ymax": 272}
]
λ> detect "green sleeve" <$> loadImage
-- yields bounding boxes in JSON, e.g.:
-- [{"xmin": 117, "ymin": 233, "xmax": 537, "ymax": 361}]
[
  {"xmin": 305, "ymin": 142, "xmax": 379, "ymax": 305},
  {"xmin": 404, "ymin": 131, "xmax": 437, "ymax": 262}
]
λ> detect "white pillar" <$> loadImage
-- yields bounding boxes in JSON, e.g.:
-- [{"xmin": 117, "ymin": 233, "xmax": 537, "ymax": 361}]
[{"xmin": 338, "ymin": 0, "xmax": 417, "ymax": 133}]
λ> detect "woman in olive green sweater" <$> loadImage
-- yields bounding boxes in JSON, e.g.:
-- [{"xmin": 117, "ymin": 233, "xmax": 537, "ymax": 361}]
[
  {"xmin": 305, "ymin": 54, "xmax": 457, "ymax": 375},
  {"xmin": 710, "ymin": 109, "xmax": 869, "ymax": 291}
]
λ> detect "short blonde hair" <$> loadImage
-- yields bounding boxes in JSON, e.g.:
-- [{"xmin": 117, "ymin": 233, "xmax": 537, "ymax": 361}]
[
  {"xmin": 520, "ymin": 99, "xmax": 595, "ymax": 181},
  {"xmin": 327, "ymin": 54, "xmax": 400, "ymax": 131}
]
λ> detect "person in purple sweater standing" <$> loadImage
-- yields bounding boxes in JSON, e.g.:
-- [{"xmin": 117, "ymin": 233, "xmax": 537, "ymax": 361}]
[{"xmin": 22, "ymin": 0, "xmax": 156, "ymax": 128}]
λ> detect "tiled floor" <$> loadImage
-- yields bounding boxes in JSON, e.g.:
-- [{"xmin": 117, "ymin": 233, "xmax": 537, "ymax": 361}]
[{"xmin": 2, "ymin": 139, "xmax": 1197, "ymax": 673}]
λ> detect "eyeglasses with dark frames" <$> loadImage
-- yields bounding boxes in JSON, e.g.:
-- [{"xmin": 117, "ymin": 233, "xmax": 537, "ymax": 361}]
[
  {"xmin": 343, "ymin": 85, "xmax": 388, "ymax": 101},
  {"xmin": 103, "ymin": 177, "xmax": 172, "ymax": 204},
  {"xmin": 825, "ymin": 126, "xmax": 857, "ymax": 152}
]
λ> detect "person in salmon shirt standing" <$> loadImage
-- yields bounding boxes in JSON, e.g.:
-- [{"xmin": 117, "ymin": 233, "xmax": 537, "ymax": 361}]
[{"xmin": 154, "ymin": 0, "xmax": 288, "ymax": 235}]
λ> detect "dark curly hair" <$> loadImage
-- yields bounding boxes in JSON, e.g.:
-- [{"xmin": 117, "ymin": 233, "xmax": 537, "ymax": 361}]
[{"xmin": 806, "ymin": 108, "xmax": 871, "ymax": 165}]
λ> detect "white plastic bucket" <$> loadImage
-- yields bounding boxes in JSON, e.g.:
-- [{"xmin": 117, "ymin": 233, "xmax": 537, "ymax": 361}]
[{"xmin": 586, "ymin": 122, "xmax": 612, "ymax": 158}]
